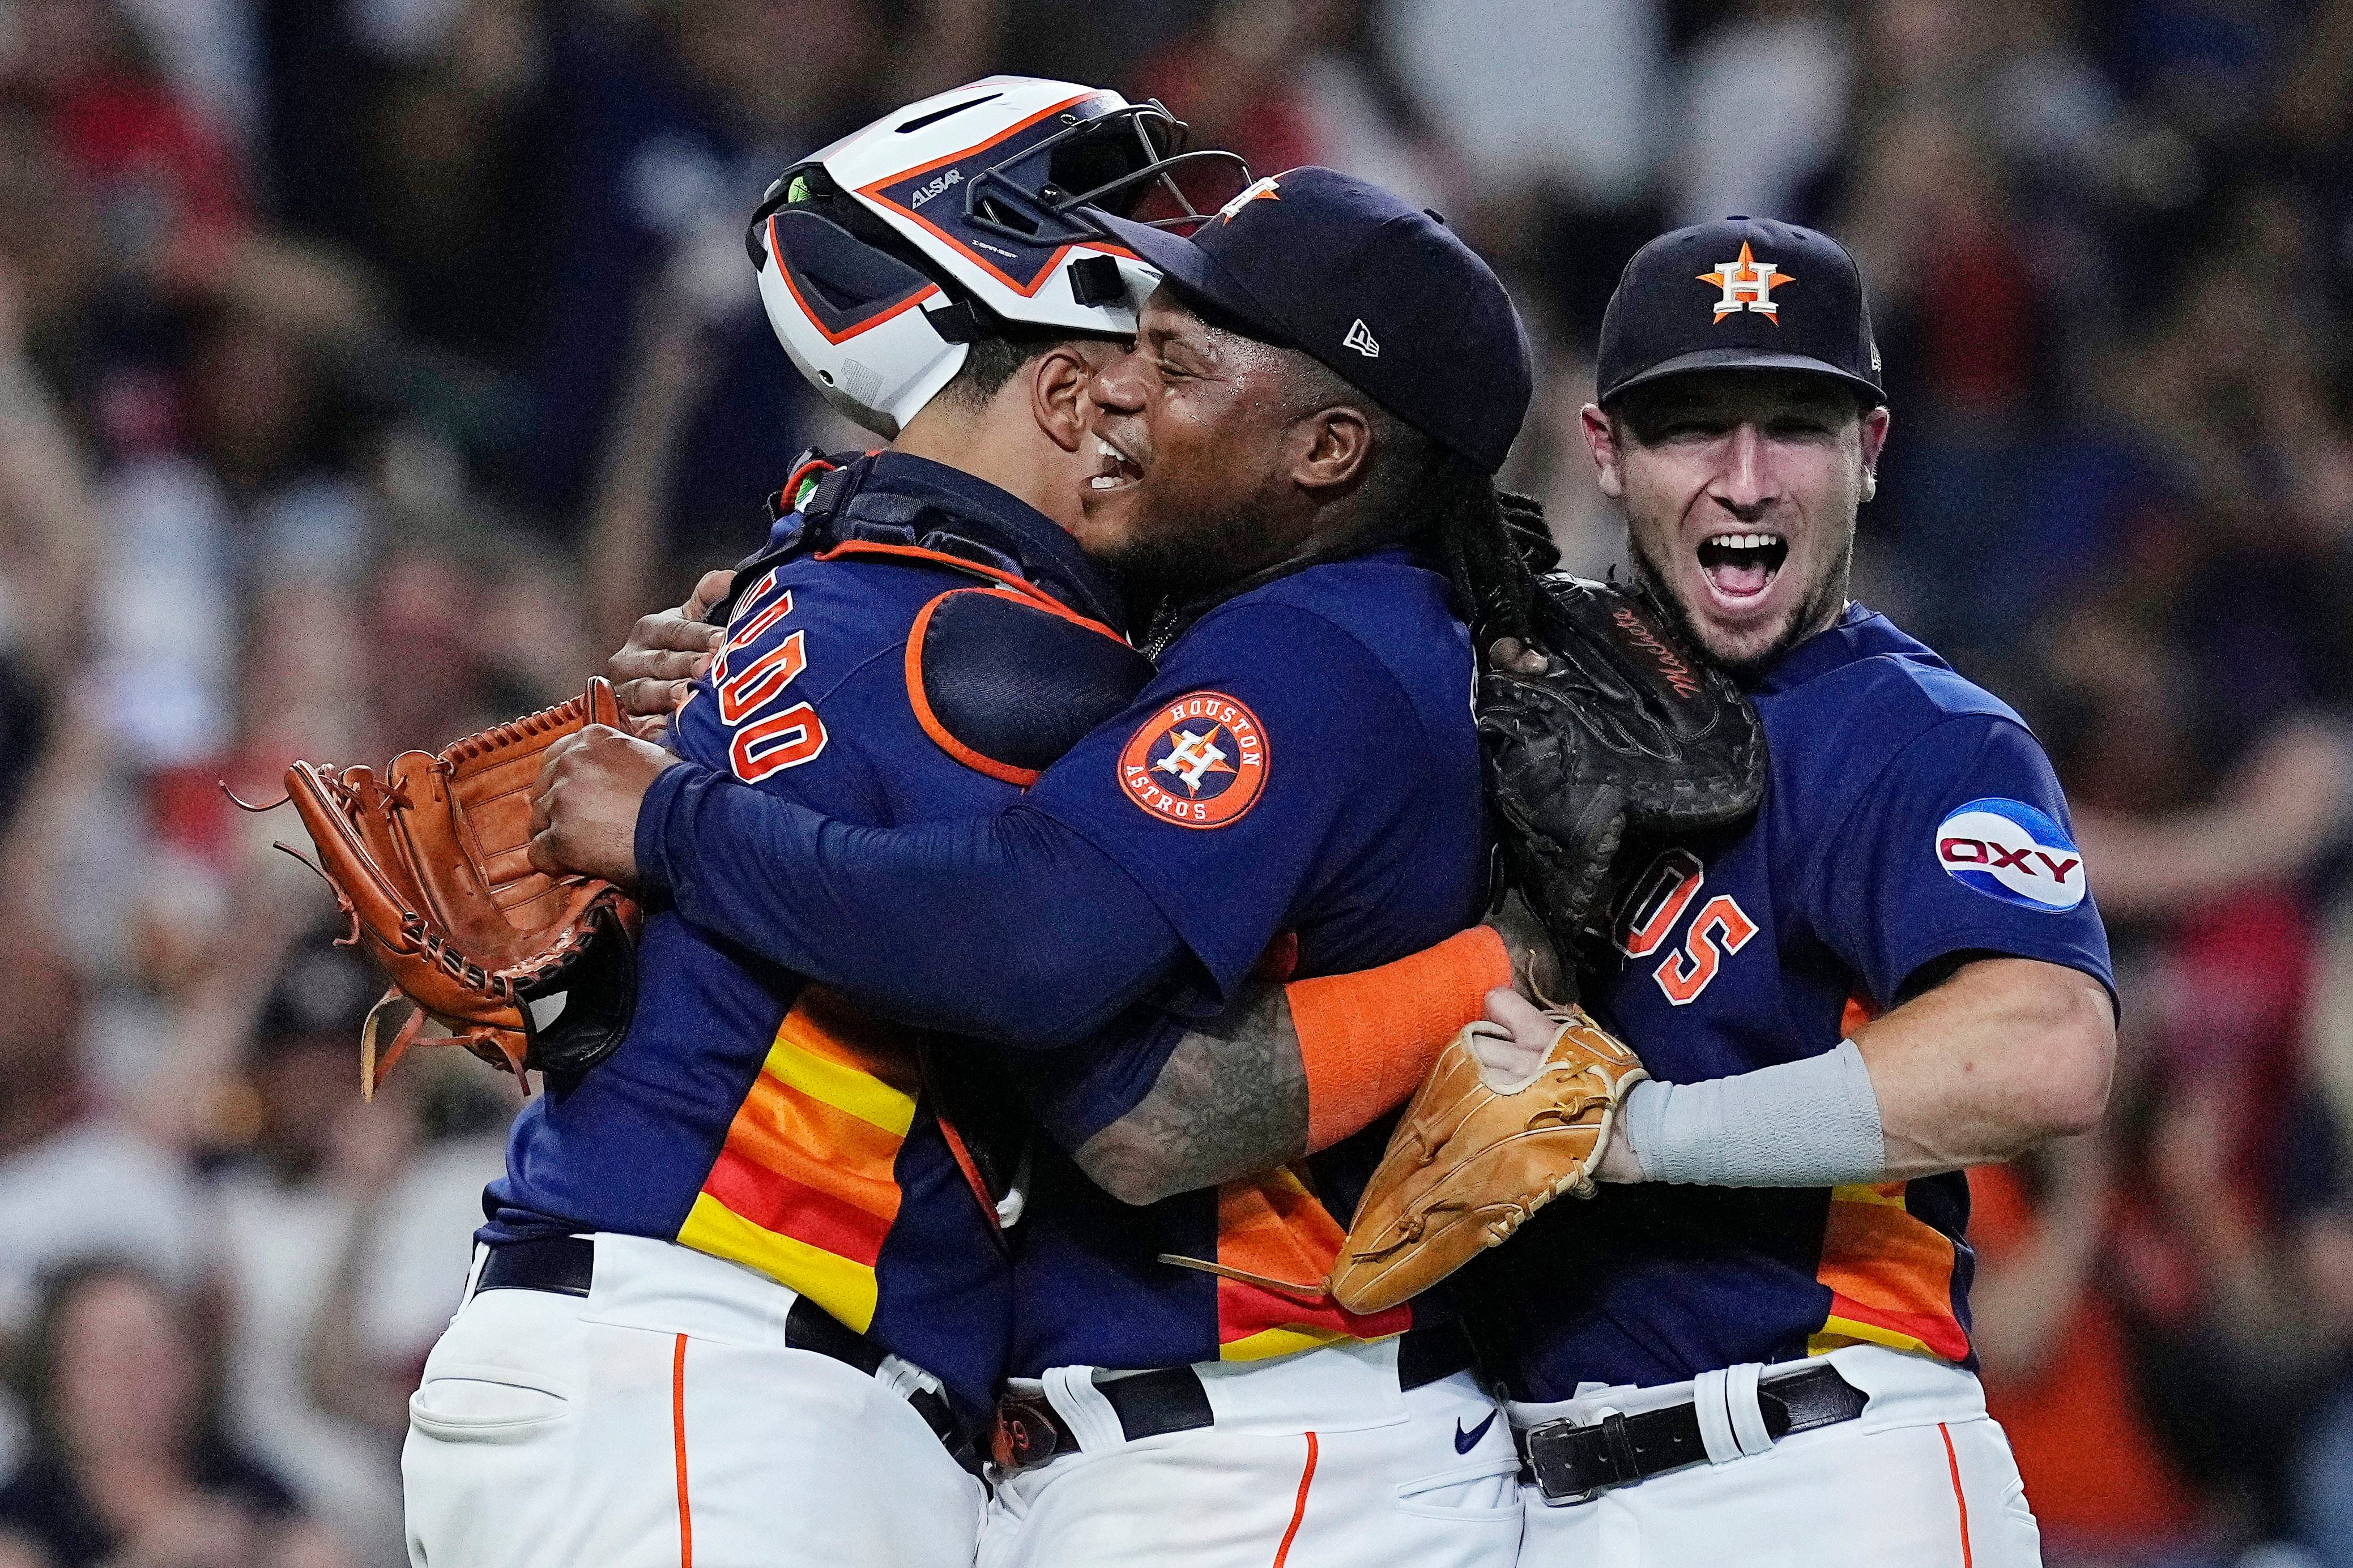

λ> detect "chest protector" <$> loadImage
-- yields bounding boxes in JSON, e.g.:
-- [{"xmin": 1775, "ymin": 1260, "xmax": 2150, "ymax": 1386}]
[{"xmin": 716, "ymin": 450, "xmax": 1154, "ymax": 787}]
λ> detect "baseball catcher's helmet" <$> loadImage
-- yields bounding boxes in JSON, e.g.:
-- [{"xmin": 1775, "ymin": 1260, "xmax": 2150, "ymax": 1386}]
[{"xmin": 748, "ymin": 76, "xmax": 1246, "ymax": 438}]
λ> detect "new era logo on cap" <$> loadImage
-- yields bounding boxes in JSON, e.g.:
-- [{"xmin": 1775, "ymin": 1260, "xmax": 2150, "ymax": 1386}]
[
  {"xmin": 1217, "ymin": 175, "xmax": 1282, "ymax": 224},
  {"xmin": 1344, "ymin": 318, "xmax": 1380, "ymax": 357}
]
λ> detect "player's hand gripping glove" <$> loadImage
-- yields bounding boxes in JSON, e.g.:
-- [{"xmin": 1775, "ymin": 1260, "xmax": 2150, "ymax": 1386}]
[
  {"xmin": 1480, "ymin": 577, "xmax": 1766, "ymax": 970},
  {"xmin": 279, "ymin": 678, "xmax": 641, "ymax": 1096},
  {"xmin": 1328, "ymin": 1005, "xmax": 1648, "ymax": 1315}
]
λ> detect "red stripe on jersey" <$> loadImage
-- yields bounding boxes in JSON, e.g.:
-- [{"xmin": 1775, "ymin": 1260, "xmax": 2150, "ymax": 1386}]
[
  {"xmin": 702, "ymin": 1144, "xmax": 895, "ymax": 1266},
  {"xmin": 1826, "ymin": 1292, "xmax": 1975, "ymax": 1363},
  {"xmin": 1216, "ymin": 1274, "xmax": 1410, "ymax": 1345}
]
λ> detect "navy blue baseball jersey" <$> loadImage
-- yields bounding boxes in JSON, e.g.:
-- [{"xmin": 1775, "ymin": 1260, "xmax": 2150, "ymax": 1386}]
[
  {"xmin": 1478, "ymin": 603, "xmax": 2113, "ymax": 1400},
  {"xmin": 633, "ymin": 545, "xmax": 1489, "ymax": 1370},
  {"xmin": 482, "ymin": 452, "xmax": 1128, "ymax": 1420},
  {"xmin": 1004, "ymin": 549, "xmax": 1487, "ymax": 1370}
]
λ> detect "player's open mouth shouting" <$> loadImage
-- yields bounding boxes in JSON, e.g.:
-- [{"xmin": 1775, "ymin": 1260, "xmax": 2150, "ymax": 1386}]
[
  {"xmin": 1592, "ymin": 368, "xmax": 1887, "ymax": 676},
  {"xmin": 1695, "ymin": 528, "xmax": 1789, "ymax": 612}
]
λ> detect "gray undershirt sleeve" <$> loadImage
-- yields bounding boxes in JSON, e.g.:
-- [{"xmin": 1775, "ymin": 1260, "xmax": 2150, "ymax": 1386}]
[{"xmin": 1621, "ymin": 1039, "xmax": 1887, "ymax": 1187}]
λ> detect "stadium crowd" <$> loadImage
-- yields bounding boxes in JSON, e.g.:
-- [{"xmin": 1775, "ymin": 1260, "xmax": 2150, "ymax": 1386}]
[{"xmin": 0, "ymin": 1, "xmax": 2350, "ymax": 1565}]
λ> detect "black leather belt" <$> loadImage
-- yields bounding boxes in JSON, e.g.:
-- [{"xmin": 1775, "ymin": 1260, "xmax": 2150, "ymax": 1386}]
[
  {"xmin": 476, "ymin": 1235, "xmax": 596, "ymax": 1296},
  {"xmin": 990, "ymin": 1320, "xmax": 1477, "ymax": 1475},
  {"xmin": 1517, "ymin": 1363, "xmax": 1869, "ymax": 1501},
  {"xmin": 475, "ymin": 1237, "xmax": 975, "ymax": 1467}
]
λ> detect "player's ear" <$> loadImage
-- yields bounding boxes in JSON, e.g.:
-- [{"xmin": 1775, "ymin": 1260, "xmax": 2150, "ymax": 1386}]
[
  {"xmin": 1582, "ymin": 404, "xmax": 1625, "ymax": 499},
  {"xmin": 1030, "ymin": 341, "xmax": 1115, "ymax": 454},
  {"xmin": 1290, "ymin": 404, "xmax": 1374, "ymax": 496},
  {"xmin": 1858, "ymin": 404, "xmax": 1891, "ymax": 502}
]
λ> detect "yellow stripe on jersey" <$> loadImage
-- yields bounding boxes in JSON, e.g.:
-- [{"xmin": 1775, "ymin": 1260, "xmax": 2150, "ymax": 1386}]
[
  {"xmin": 762, "ymin": 1029, "xmax": 917, "ymax": 1136},
  {"xmin": 1830, "ymin": 1181, "xmax": 1909, "ymax": 1207},
  {"xmin": 1220, "ymin": 1324, "xmax": 1372, "ymax": 1362},
  {"xmin": 676, "ymin": 1190, "xmax": 881, "ymax": 1332},
  {"xmin": 1808, "ymin": 1318, "xmax": 1943, "ymax": 1357}
]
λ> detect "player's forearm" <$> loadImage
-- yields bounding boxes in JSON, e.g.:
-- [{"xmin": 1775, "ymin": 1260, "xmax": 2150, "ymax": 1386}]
[
  {"xmin": 1856, "ymin": 958, "xmax": 2115, "ymax": 1178},
  {"xmin": 637, "ymin": 764, "xmax": 1185, "ymax": 1044},
  {"xmin": 1072, "ymin": 987, "xmax": 1310, "ymax": 1206},
  {"xmin": 1068, "ymin": 927, "xmax": 1513, "ymax": 1205},
  {"xmin": 1610, "ymin": 956, "xmax": 2114, "ymax": 1186}
]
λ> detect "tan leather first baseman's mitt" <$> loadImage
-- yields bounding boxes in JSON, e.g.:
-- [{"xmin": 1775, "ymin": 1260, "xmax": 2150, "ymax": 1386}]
[
  {"xmin": 1329, "ymin": 1006, "xmax": 1648, "ymax": 1315},
  {"xmin": 275, "ymin": 678, "xmax": 640, "ymax": 1096}
]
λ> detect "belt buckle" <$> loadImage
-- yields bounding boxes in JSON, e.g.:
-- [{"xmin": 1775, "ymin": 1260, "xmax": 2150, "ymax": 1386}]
[
  {"xmin": 990, "ymin": 1394, "xmax": 1067, "ymax": 1475},
  {"xmin": 1521, "ymin": 1410, "xmax": 1634, "ymax": 1504},
  {"xmin": 1520, "ymin": 1417, "xmax": 1595, "ymax": 1504}
]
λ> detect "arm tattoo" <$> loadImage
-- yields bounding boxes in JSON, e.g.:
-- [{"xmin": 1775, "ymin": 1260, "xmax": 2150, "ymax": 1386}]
[{"xmin": 1073, "ymin": 982, "xmax": 1309, "ymax": 1206}]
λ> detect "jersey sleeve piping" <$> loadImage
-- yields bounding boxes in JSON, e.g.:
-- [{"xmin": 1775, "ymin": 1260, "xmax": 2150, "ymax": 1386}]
[{"xmin": 1877, "ymin": 926, "xmax": 2120, "ymax": 1016}]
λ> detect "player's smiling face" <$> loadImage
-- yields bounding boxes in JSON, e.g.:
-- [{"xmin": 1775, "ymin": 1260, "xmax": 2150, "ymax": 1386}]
[
  {"xmin": 1071, "ymin": 287, "xmax": 1318, "ymax": 602},
  {"xmin": 1584, "ymin": 371, "xmax": 1890, "ymax": 675}
]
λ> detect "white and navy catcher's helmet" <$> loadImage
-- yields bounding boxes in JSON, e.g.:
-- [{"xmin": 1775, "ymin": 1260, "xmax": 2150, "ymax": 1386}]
[{"xmin": 748, "ymin": 77, "xmax": 1246, "ymax": 438}]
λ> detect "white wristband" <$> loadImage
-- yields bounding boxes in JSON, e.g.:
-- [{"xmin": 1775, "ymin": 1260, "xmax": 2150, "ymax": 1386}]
[{"xmin": 1621, "ymin": 1039, "xmax": 1886, "ymax": 1187}]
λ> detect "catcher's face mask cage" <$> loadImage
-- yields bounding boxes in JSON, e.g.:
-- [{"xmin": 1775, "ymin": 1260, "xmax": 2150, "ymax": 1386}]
[{"xmin": 748, "ymin": 76, "xmax": 1250, "ymax": 438}]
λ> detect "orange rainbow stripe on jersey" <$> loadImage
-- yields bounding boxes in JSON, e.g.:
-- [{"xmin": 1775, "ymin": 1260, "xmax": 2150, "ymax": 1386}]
[
  {"xmin": 1213, "ymin": 1168, "xmax": 1411, "ymax": 1360},
  {"xmin": 1808, "ymin": 1180, "xmax": 1972, "ymax": 1361},
  {"xmin": 674, "ymin": 986, "xmax": 922, "ymax": 1333},
  {"xmin": 1806, "ymin": 995, "xmax": 1971, "ymax": 1363}
]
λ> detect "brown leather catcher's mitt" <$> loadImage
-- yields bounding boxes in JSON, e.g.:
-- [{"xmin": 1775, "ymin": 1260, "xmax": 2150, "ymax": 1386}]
[
  {"xmin": 1329, "ymin": 1006, "xmax": 1648, "ymax": 1315},
  {"xmin": 276, "ymin": 678, "xmax": 641, "ymax": 1095}
]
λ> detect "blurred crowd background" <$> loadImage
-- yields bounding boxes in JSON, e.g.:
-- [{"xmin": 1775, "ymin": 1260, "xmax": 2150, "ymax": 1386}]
[{"xmin": 0, "ymin": 1, "xmax": 2349, "ymax": 1565}]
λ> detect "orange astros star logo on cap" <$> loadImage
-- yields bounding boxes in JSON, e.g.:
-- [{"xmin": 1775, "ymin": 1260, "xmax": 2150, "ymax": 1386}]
[
  {"xmin": 1698, "ymin": 242, "xmax": 1795, "ymax": 323},
  {"xmin": 1217, "ymin": 176, "xmax": 1282, "ymax": 224}
]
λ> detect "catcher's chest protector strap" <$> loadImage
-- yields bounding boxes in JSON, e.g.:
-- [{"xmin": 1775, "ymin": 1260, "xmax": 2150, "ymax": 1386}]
[
  {"xmin": 718, "ymin": 450, "xmax": 1153, "ymax": 785},
  {"xmin": 905, "ymin": 586, "xmax": 1153, "ymax": 786},
  {"xmin": 715, "ymin": 451, "xmax": 1126, "ymax": 631}
]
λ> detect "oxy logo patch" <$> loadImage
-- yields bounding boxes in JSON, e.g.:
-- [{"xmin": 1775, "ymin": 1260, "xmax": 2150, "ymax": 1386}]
[{"xmin": 1934, "ymin": 797, "xmax": 2085, "ymax": 912}]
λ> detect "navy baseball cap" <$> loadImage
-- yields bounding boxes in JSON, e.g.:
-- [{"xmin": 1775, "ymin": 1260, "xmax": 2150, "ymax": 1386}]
[
  {"xmin": 1086, "ymin": 166, "xmax": 1533, "ymax": 474},
  {"xmin": 1597, "ymin": 217, "xmax": 1885, "ymax": 407}
]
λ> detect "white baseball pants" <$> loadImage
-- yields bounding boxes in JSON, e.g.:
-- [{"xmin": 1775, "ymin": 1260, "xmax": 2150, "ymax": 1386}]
[
  {"xmin": 979, "ymin": 1338, "xmax": 1524, "ymax": 1568},
  {"xmin": 1514, "ymin": 1345, "xmax": 2043, "ymax": 1567},
  {"xmin": 402, "ymin": 1234, "xmax": 982, "ymax": 1568}
]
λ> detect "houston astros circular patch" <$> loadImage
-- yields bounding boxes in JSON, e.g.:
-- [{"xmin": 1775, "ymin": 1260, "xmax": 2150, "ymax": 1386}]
[{"xmin": 1119, "ymin": 692, "xmax": 1268, "ymax": 828}]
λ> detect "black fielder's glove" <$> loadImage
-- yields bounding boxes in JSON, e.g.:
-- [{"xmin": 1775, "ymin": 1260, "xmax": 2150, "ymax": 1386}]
[{"xmin": 1478, "ymin": 576, "xmax": 1767, "ymax": 977}]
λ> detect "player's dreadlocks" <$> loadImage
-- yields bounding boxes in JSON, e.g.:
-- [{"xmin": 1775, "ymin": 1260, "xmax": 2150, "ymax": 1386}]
[
  {"xmin": 1295, "ymin": 350, "xmax": 1555, "ymax": 655},
  {"xmin": 1396, "ymin": 442, "xmax": 1557, "ymax": 656}
]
